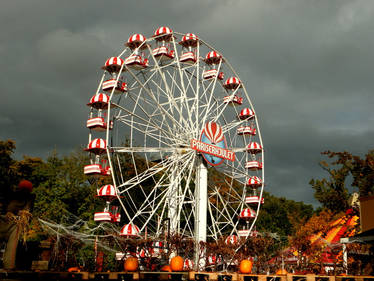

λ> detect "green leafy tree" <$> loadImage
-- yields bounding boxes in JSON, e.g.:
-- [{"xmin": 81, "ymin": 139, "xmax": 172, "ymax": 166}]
[
  {"xmin": 310, "ymin": 150, "xmax": 374, "ymax": 213},
  {"xmin": 32, "ymin": 149, "xmax": 97, "ymax": 222},
  {"xmin": 257, "ymin": 192, "xmax": 314, "ymax": 237},
  {"xmin": 0, "ymin": 139, "xmax": 17, "ymax": 194}
]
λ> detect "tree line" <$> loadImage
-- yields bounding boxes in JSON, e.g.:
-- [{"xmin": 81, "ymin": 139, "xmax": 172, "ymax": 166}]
[{"xmin": 1, "ymin": 139, "xmax": 373, "ymax": 273}]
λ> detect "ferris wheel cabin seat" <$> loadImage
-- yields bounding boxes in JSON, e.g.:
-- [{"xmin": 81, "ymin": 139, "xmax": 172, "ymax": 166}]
[
  {"xmin": 152, "ymin": 46, "xmax": 175, "ymax": 61},
  {"xmin": 102, "ymin": 79, "xmax": 127, "ymax": 94},
  {"xmin": 245, "ymin": 160, "xmax": 263, "ymax": 171},
  {"xmin": 203, "ymin": 69, "xmax": 224, "ymax": 80},
  {"xmin": 237, "ymin": 126, "xmax": 256, "ymax": 135},
  {"xmin": 245, "ymin": 195, "xmax": 264, "ymax": 204},
  {"xmin": 86, "ymin": 117, "xmax": 113, "ymax": 132},
  {"xmin": 124, "ymin": 54, "xmax": 149, "ymax": 70},
  {"xmin": 238, "ymin": 229, "xmax": 259, "ymax": 237},
  {"xmin": 223, "ymin": 95, "xmax": 243, "ymax": 105},
  {"xmin": 179, "ymin": 51, "xmax": 197, "ymax": 64}
]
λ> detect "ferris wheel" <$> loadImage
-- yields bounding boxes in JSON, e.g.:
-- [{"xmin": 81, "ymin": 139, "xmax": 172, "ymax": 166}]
[{"xmin": 84, "ymin": 27, "xmax": 265, "ymax": 249}]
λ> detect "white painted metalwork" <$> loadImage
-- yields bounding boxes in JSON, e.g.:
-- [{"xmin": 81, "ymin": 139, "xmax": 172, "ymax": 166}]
[{"xmin": 90, "ymin": 29, "xmax": 265, "ymax": 259}]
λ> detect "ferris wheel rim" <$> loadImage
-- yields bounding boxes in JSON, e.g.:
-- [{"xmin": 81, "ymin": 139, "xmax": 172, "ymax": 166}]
[{"xmin": 87, "ymin": 28, "xmax": 265, "ymax": 244}]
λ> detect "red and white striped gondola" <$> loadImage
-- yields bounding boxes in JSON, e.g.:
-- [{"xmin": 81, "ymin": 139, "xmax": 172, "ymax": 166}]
[
  {"xmin": 237, "ymin": 126, "xmax": 256, "ymax": 136},
  {"xmin": 94, "ymin": 185, "xmax": 120, "ymax": 223},
  {"xmin": 239, "ymin": 208, "xmax": 256, "ymax": 219},
  {"xmin": 125, "ymin": 55, "xmax": 149, "ymax": 70},
  {"xmin": 238, "ymin": 229, "xmax": 259, "ymax": 237},
  {"xmin": 85, "ymin": 138, "xmax": 106, "ymax": 154},
  {"xmin": 97, "ymin": 184, "xmax": 117, "ymax": 200},
  {"xmin": 223, "ymin": 95, "xmax": 243, "ymax": 105},
  {"xmin": 245, "ymin": 195, "xmax": 264, "ymax": 204},
  {"xmin": 223, "ymin": 77, "xmax": 241, "ymax": 90},
  {"xmin": 84, "ymin": 161, "xmax": 111, "ymax": 176},
  {"xmin": 84, "ymin": 164, "xmax": 102, "ymax": 175},
  {"xmin": 126, "ymin": 33, "xmax": 147, "ymax": 49},
  {"xmin": 247, "ymin": 142, "xmax": 263, "ymax": 154},
  {"xmin": 152, "ymin": 241, "xmax": 163, "ymax": 249},
  {"xmin": 94, "ymin": 210, "xmax": 120, "ymax": 223},
  {"xmin": 151, "ymin": 241, "xmax": 164, "ymax": 257},
  {"xmin": 102, "ymin": 79, "xmax": 127, "ymax": 94},
  {"xmin": 202, "ymin": 69, "xmax": 224, "ymax": 80},
  {"xmin": 102, "ymin": 57, "xmax": 124, "ymax": 73},
  {"xmin": 154, "ymin": 26, "xmax": 173, "ymax": 41},
  {"xmin": 245, "ymin": 160, "xmax": 263, "ymax": 171},
  {"xmin": 204, "ymin": 51, "xmax": 222, "ymax": 65},
  {"xmin": 203, "ymin": 51, "xmax": 224, "ymax": 81},
  {"xmin": 86, "ymin": 117, "xmax": 113, "ymax": 132},
  {"xmin": 87, "ymin": 93, "xmax": 110, "ymax": 110},
  {"xmin": 207, "ymin": 254, "xmax": 217, "ymax": 265},
  {"xmin": 94, "ymin": 212, "xmax": 112, "ymax": 222},
  {"xmin": 115, "ymin": 252, "xmax": 126, "ymax": 261},
  {"xmin": 238, "ymin": 108, "xmax": 255, "ymax": 120},
  {"xmin": 152, "ymin": 46, "xmax": 175, "ymax": 61},
  {"xmin": 137, "ymin": 248, "xmax": 147, "ymax": 259},
  {"xmin": 120, "ymin": 223, "xmax": 140, "ymax": 237},
  {"xmin": 183, "ymin": 259, "xmax": 194, "ymax": 271},
  {"xmin": 225, "ymin": 235, "xmax": 239, "ymax": 245},
  {"xmin": 179, "ymin": 33, "xmax": 198, "ymax": 64},
  {"xmin": 179, "ymin": 33, "xmax": 199, "ymax": 48},
  {"xmin": 246, "ymin": 176, "xmax": 262, "ymax": 188},
  {"xmin": 180, "ymin": 51, "xmax": 196, "ymax": 64}
]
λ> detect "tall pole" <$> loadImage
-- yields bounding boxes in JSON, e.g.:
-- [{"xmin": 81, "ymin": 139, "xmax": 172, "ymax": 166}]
[
  {"xmin": 168, "ymin": 166, "xmax": 179, "ymax": 234},
  {"xmin": 195, "ymin": 156, "xmax": 208, "ymax": 269}
]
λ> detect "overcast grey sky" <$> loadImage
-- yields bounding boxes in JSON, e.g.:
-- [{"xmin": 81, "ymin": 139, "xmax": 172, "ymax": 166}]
[{"xmin": 1, "ymin": 0, "xmax": 373, "ymax": 206}]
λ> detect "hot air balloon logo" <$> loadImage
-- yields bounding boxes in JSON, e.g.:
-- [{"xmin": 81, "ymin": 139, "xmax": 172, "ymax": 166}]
[
  {"xmin": 190, "ymin": 122, "xmax": 235, "ymax": 166},
  {"xmin": 203, "ymin": 122, "xmax": 224, "ymax": 144}
]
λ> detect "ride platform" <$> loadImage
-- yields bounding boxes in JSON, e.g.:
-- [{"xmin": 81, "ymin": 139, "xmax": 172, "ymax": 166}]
[{"xmin": 0, "ymin": 271, "xmax": 374, "ymax": 281}]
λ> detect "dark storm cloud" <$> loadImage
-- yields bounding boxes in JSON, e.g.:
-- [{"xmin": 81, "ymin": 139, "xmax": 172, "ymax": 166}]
[{"xmin": 1, "ymin": 0, "xmax": 373, "ymax": 205}]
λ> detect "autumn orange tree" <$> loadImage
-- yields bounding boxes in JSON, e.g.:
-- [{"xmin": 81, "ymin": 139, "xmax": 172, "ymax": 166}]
[{"xmin": 289, "ymin": 209, "xmax": 334, "ymax": 271}]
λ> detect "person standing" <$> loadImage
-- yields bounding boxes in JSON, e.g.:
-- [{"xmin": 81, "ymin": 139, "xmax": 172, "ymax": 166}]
[{"xmin": 0, "ymin": 180, "xmax": 35, "ymax": 270}]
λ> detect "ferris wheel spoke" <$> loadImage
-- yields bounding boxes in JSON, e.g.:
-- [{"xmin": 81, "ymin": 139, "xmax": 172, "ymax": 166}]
[
  {"xmin": 145, "ymin": 44, "xmax": 193, "ymax": 135},
  {"xmin": 163, "ymin": 68, "xmax": 196, "ymax": 134},
  {"xmin": 115, "ymin": 116, "xmax": 177, "ymax": 146},
  {"xmin": 125, "ymin": 67, "xmax": 182, "ymax": 136},
  {"xmin": 112, "ymin": 102, "xmax": 176, "ymax": 144},
  {"xmin": 199, "ymin": 60, "xmax": 224, "ymax": 127},
  {"xmin": 117, "ymin": 163, "xmax": 173, "ymax": 226},
  {"xmin": 149, "ymin": 78, "xmax": 191, "ymax": 134},
  {"xmin": 170, "ymin": 38, "xmax": 196, "ymax": 135},
  {"xmin": 207, "ymin": 199, "xmax": 219, "ymax": 240}
]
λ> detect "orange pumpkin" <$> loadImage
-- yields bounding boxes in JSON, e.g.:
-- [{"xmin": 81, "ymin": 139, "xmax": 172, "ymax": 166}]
[
  {"xmin": 161, "ymin": 265, "xmax": 172, "ymax": 272},
  {"xmin": 124, "ymin": 257, "xmax": 139, "ymax": 272},
  {"xmin": 68, "ymin": 267, "xmax": 80, "ymax": 272},
  {"xmin": 276, "ymin": 268, "xmax": 287, "ymax": 275},
  {"xmin": 239, "ymin": 259, "xmax": 253, "ymax": 274},
  {"xmin": 170, "ymin": 256, "xmax": 184, "ymax": 271}
]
